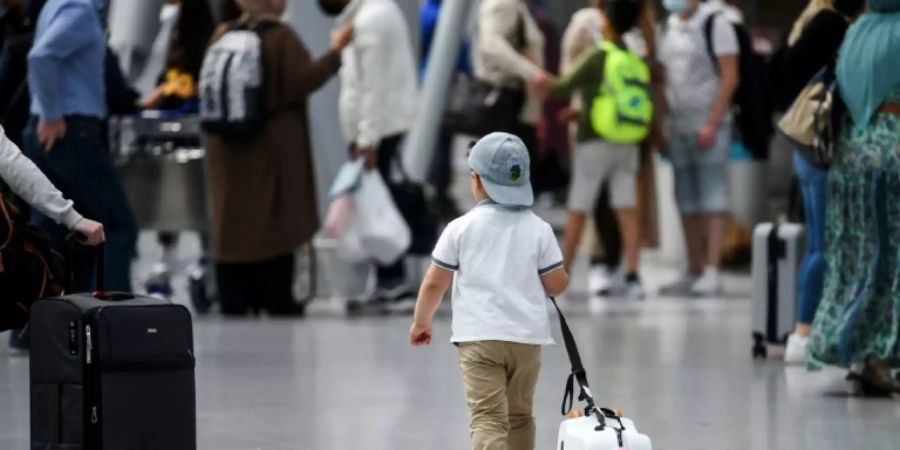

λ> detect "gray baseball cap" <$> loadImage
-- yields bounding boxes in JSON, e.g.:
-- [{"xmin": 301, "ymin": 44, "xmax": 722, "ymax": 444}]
[{"xmin": 468, "ymin": 132, "xmax": 533, "ymax": 207}]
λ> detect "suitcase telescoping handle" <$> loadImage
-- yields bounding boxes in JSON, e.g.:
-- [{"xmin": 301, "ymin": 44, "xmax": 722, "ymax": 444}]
[
  {"xmin": 64, "ymin": 233, "xmax": 133, "ymax": 300},
  {"xmin": 551, "ymin": 297, "xmax": 624, "ymax": 432}
]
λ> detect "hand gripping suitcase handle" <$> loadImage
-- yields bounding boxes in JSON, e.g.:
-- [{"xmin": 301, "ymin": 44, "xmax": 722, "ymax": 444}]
[
  {"xmin": 550, "ymin": 297, "xmax": 607, "ymax": 429},
  {"xmin": 65, "ymin": 232, "xmax": 105, "ymax": 293}
]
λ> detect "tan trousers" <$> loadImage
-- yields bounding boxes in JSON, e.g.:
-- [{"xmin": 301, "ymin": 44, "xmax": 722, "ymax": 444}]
[{"xmin": 458, "ymin": 341, "xmax": 542, "ymax": 450}]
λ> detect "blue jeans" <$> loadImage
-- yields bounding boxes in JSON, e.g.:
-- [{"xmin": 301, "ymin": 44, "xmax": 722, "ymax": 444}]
[
  {"xmin": 24, "ymin": 117, "xmax": 138, "ymax": 292},
  {"xmin": 793, "ymin": 151, "xmax": 827, "ymax": 324}
]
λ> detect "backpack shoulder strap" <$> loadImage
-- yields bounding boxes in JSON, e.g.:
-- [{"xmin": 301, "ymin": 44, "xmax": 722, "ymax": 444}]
[{"xmin": 703, "ymin": 13, "xmax": 720, "ymax": 75}]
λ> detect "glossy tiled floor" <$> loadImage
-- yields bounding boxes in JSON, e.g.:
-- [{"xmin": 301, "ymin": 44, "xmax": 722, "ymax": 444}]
[{"xmin": 2, "ymin": 246, "xmax": 900, "ymax": 450}]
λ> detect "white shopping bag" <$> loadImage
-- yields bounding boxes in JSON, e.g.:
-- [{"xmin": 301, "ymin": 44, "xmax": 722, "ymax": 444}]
[
  {"xmin": 335, "ymin": 211, "xmax": 368, "ymax": 263},
  {"xmin": 354, "ymin": 170, "xmax": 411, "ymax": 264},
  {"xmin": 323, "ymin": 193, "xmax": 355, "ymax": 238},
  {"xmin": 323, "ymin": 158, "xmax": 368, "ymax": 262}
]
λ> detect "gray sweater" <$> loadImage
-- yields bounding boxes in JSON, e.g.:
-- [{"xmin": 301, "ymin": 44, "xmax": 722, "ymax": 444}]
[{"xmin": 0, "ymin": 128, "xmax": 82, "ymax": 229}]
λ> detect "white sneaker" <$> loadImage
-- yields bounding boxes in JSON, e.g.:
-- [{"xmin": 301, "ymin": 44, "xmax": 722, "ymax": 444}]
[
  {"xmin": 588, "ymin": 265, "xmax": 613, "ymax": 295},
  {"xmin": 624, "ymin": 279, "xmax": 646, "ymax": 300},
  {"xmin": 691, "ymin": 267, "xmax": 724, "ymax": 297},
  {"xmin": 659, "ymin": 274, "xmax": 698, "ymax": 297},
  {"xmin": 784, "ymin": 333, "xmax": 810, "ymax": 365}
]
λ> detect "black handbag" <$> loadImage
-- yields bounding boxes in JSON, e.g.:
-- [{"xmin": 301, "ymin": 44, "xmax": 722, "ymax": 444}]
[
  {"xmin": 387, "ymin": 159, "xmax": 438, "ymax": 256},
  {"xmin": 0, "ymin": 191, "xmax": 64, "ymax": 331},
  {"xmin": 443, "ymin": 74, "xmax": 524, "ymax": 137},
  {"xmin": 443, "ymin": 10, "xmax": 528, "ymax": 136}
]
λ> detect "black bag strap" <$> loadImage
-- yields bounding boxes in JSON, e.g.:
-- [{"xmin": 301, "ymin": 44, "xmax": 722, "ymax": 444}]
[
  {"xmin": 550, "ymin": 296, "xmax": 607, "ymax": 429},
  {"xmin": 703, "ymin": 13, "xmax": 720, "ymax": 75}
]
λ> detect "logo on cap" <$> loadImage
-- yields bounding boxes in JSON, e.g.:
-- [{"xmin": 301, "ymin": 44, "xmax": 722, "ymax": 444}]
[
  {"xmin": 507, "ymin": 157, "xmax": 523, "ymax": 183},
  {"xmin": 510, "ymin": 165, "xmax": 522, "ymax": 182}
]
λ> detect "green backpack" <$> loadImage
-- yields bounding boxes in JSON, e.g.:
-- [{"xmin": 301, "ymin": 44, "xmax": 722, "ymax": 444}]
[{"xmin": 590, "ymin": 41, "xmax": 653, "ymax": 144}]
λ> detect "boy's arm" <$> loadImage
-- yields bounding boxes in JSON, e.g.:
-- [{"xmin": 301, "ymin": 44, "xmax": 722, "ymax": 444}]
[
  {"xmin": 410, "ymin": 264, "xmax": 454, "ymax": 346},
  {"xmin": 548, "ymin": 47, "xmax": 603, "ymax": 99},
  {"xmin": 541, "ymin": 267, "xmax": 569, "ymax": 298}
]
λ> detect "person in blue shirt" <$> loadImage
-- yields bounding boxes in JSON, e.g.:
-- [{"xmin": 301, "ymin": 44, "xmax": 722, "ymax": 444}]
[
  {"xmin": 24, "ymin": 0, "xmax": 137, "ymax": 292},
  {"xmin": 418, "ymin": 0, "xmax": 471, "ymax": 80}
]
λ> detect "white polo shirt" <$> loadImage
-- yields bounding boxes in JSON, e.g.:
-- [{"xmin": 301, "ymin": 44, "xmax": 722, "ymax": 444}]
[{"xmin": 432, "ymin": 202, "xmax": 563, "ymax": 345}]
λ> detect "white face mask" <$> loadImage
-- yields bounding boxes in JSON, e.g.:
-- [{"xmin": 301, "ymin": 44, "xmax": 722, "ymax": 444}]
[{"xmin": 159, "ymin": 3, "xmax": 181, "ymax": 24}]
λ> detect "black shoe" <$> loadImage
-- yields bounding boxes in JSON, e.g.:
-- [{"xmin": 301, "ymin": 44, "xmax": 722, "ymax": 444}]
[
  {"xmin": 268, "ymin": 302, "xmax": 307, "ymax": 318},
  {"xmin": 385, "ymin": 292, "xmax": 417, "ymax": 314},
  {"xmin": 346, "ymin": 296, "xmax": 391, "ymax": 316},
  {"xmin": 7, "ymin": 330, "xmax": 29, "ymax": 357},
  {"xmin": 848, "ymin": 355, "xmax": 898, "ymax": 397}
]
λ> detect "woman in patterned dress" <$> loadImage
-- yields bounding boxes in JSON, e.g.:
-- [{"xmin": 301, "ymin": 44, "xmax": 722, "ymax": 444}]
[{"xmin": 807, "ymin": 0, "xmax": 900, "ymax": 396}]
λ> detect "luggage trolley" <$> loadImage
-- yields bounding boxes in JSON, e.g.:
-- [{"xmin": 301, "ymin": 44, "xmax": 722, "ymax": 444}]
[
  {"xmin": 109, "ymin": 114, "xmax": 317, "ymax": 314},
  {"xmin": 109, "ymin": 114, "xmax": 215, "ymax": 313}
]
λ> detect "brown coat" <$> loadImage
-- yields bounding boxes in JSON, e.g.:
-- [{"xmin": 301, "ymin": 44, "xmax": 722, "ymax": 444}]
[{"xmin": 207, "ymin": 23, "xmax": 341, "ymax": 263}]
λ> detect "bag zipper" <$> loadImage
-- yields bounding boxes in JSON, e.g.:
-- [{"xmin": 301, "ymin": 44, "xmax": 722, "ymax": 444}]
[{"xmin": 84, "ymin": 310, "xmax": 103, "ymax": 447}]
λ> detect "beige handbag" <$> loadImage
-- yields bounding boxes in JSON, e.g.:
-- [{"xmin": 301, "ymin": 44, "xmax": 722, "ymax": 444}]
[{"xmin": 777, "ymin": 66, "xmax": 838, "ymax": 168}]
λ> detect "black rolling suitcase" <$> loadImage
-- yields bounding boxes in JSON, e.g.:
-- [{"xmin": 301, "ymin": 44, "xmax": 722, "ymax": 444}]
[{"xmin": 30, "ymin": 240, "xmax": 196, "ymax": 450}]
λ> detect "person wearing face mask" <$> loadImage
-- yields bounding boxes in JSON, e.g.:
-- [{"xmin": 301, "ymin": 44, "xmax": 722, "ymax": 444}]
[
  {"xmin": 776, "ymin": 0, "xmax": 865, "ymax": 364},
  {"xmin": 319, "ymin": 0, "xmax": 420, "ymax": 311},
  {"xmin": 207, "ymin": 0, "xmax": 353, "ymax": 317},
  {"xmin": 657, "ymin": 0, "xmax": 739, "ymax": 298}
]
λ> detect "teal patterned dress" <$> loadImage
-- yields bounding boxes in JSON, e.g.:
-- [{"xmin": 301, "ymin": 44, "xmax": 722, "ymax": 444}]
[{"xmin": 809, "ymin": 87, "xmax": 900, "ymax": 368}]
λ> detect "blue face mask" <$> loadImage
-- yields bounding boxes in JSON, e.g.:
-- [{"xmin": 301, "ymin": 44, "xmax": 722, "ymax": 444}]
[{"xmin": 663, "ymin": 0, "xmax": 690, "ymax": 13}]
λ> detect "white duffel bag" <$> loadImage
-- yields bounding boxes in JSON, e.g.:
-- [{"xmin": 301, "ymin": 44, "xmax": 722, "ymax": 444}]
[{"xmin": 551, "ymin": 297, "xmax": 653, "ymax": 450}]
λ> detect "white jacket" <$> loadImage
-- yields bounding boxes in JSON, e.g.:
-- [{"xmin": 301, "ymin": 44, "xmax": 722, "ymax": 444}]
[
  {"xmin": 338, "ymin": 0, "xmax": 418, "ymax": 149},
  {"xmin": 0, "ymin": 127, "xmax": 82, "ymax": 228},
  {"xmin": 471, "ymin": 0, "xmax": 546, "ymax": 125}
]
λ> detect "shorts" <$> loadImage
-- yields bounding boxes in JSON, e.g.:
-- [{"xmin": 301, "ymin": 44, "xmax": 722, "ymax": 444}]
[
  {"xmin": 668, "ymin": 124, "xmax": 731, "ymax": 214},
  {"xmin": 567, "ymin": 140, "xmax": 639, "ymax": 212}
]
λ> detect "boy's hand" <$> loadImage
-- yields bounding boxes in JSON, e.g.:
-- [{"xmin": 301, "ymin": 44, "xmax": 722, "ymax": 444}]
[{"xmin": 410, "ymin": 321, "xmax": 433, "ymax": 346}]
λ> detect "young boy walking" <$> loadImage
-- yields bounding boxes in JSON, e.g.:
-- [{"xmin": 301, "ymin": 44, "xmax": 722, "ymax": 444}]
[
  {"xmin": 536, "ymin": 0, "xmax": 651, "ymax": 298},
  {"xmin": 410, "ymin": 132, "xmax": 569, "ymax": 450}
]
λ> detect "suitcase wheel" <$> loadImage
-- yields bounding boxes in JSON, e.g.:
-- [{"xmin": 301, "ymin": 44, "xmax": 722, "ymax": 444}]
[
  {"xmin": 752, "ymin": 332, "xmax": 768, "ymax": 359},
  {"xmin": 190, "ymin": 274, "xmax": 212, "ymax": 314}
]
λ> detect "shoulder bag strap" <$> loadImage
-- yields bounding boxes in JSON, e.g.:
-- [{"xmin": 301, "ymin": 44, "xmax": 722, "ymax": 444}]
[{"xmin": 550, "ymin": 297, "xmax": 602, "ymax": 423}]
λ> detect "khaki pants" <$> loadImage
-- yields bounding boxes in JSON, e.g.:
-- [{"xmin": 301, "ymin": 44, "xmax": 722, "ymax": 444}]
[{"xmin": 458, "ymin": 341, "xmax": 542, "ymax": 450}]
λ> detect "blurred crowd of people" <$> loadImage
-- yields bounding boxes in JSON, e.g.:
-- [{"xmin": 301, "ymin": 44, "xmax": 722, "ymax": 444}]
[{"xmin": 0, "ymin": 0, "xmax": 897, "ymax": 395}]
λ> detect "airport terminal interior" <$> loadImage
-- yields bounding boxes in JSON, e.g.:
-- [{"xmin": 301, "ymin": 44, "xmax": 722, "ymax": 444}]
[{"xmin": 2, "ymin": 0, "xmax": 900, "ymax": 449}]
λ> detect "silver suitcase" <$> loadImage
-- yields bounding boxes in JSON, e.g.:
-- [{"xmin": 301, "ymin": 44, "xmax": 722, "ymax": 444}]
[{"xmin": 751, "ymin": 223, "xmax": 806, "ymax": 358}]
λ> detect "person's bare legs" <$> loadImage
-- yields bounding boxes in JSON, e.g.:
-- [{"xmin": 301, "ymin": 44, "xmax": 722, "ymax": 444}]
[
  {"xmin": 681, "ymin": 214, "xmax": 704, "ymax": 274},
  {"xmin": 615, "ymin": 209, "xmax": 640, "ymax": 274},
  {"xmin": 562, "ymin": 211, "xmax": 588, "ymax": 273},
  {"xmin": 705, "ymin": 213, "xmax": 728, "ymax": 269}
]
